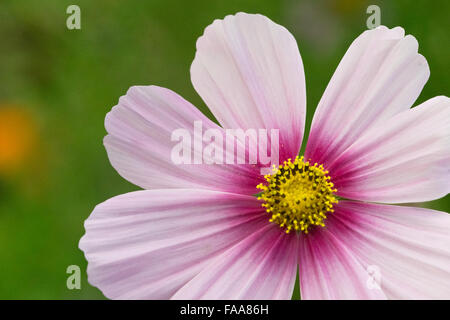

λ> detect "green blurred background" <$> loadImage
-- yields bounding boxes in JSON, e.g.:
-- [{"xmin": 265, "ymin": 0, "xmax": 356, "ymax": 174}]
[{"xmin": 0, "ymin": 0, "xmax": 448, "ymax": 299}]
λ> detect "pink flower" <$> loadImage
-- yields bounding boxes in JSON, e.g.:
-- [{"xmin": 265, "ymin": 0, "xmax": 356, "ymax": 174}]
[{"xmin": 79, "ymin": 13, "xmax": 450, "ymax": 299}]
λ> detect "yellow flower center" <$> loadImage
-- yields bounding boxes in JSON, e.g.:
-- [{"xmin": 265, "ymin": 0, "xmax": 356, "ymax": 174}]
[{"xmin": 257, "ymin": 156, "xmax": 338, "ymax": 234}]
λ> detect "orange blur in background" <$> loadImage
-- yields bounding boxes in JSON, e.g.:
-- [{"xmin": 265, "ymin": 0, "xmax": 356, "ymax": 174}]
[{"xmin": 0, "ymin": 105, "xmax": 37, "ymax": 175}]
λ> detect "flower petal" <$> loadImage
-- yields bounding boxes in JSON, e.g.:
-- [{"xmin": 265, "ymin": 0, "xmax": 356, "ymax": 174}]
[
  {"xmin": 172, "ymin": 224, "xmax": 298, "ymax": 299},
  {"xmin": 191, "ymin": 12, "xmax": 306, "ymax": 162},
  {"xmin": 298, "ymin": 222, "xmax": 387, "ymax": 299},
  {"xmin": 327, "ymin": 201, "xmax": 450, "ymax": 299},
  {"xmin": 79, "ymin": 189, "xmax": 268, "ymax": 299},
  {"xmin": 329, "ymin": 96, "xmax": 450, "ymax": 203},
  {"xmin": 306, "ymin": 26, "xmax": 429, "ymax": 168},
  {"xmin": 105, "ymin": 85, "xmax": 264, "ymax": 194}
]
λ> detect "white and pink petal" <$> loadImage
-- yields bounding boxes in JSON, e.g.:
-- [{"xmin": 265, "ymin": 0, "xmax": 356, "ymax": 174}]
[
  {"xmin": 191, "ymin": 12, "xmax": 306, "ymax": 162},
  {"xmin": 326, "ymin": 201, "xmax": 450, "ymax": 299},
  {"xmin": 172, "ymin": 224, "xmax": 298, "ymax": 300},
  {"xmin": 79, "ymin": 189, "xmax": 268, "ymax": 299},
  {"xmin": 298, "ymin": 223, "xmax": 387, "ymax": 300},
  {"xmin": 306, "ymin": 26, "xmax": 429, "ymax": 168},
  {"xmin": 104, "ymin": 85, "xmax": 264, "ymax": 194},
  {"xmin": 329, "ymin": 96, "xmax": 450, "ymax": 203}
]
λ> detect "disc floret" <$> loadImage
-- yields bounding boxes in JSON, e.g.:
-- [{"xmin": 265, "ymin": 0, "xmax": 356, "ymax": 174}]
[{"xmin": 257, "ymin": 156, "xmax": 338, "ymax": 234}]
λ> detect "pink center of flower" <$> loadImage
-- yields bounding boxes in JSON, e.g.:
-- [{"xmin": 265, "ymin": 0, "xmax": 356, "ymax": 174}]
[{"xmin": 257, "ymin": 156, "xmax": 338, "ymax": 234}]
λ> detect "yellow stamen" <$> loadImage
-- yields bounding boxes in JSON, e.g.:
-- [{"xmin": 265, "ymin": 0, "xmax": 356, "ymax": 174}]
[{"xmin": 257, "ymin": 156, "xmax": 338, "ymax": 234}]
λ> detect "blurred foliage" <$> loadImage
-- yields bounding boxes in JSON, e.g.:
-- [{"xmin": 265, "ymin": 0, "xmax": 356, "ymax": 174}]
[{"xmin": 0, "ymin": 0, "xmax": 448, "ymax": 299}]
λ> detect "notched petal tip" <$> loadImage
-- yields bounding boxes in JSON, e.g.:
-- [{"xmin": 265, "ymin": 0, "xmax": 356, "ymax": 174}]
[
  {"xmin": 305, "ymin": 23, "xmax": 432, "ymax": 168},
  {"xmin": 191, "ymin": 11, "xmax": 306, "ymax": 161}
]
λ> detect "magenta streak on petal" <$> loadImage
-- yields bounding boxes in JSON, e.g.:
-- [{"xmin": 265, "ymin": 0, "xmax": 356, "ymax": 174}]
[
  {"xmin": 191, "ymin": 13, "xmax": 306, "ymax": 165},
  {"xmin": 79, "ymin": 189, "xmax": 270, "ymax": 299},
  {"xmin": 327, "ymin": 201, "xmax": 450, "ymax": 299},
  {"xmin": 298, "ymin": 211, "xmax": 387, "ymax": 299},
  {"xmin": 104, "ymin": 85, "xmax": 269, "ymax": 194},
  {"xmin": 305, "ymin": 26, "xmax": 429, "ymax": 170},
  {"xmin": 172, "ymin": 223, "xmax": 298, "ymax": 299},
  {"xmin": 325, "ymin": 96, "xmax": 450, "ymax": 203}
]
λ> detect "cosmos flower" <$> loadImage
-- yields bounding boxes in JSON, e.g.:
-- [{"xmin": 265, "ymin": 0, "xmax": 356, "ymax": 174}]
[{"xmin": 79, "ymin": 13, "xmax": 450, "ymax": 299}]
